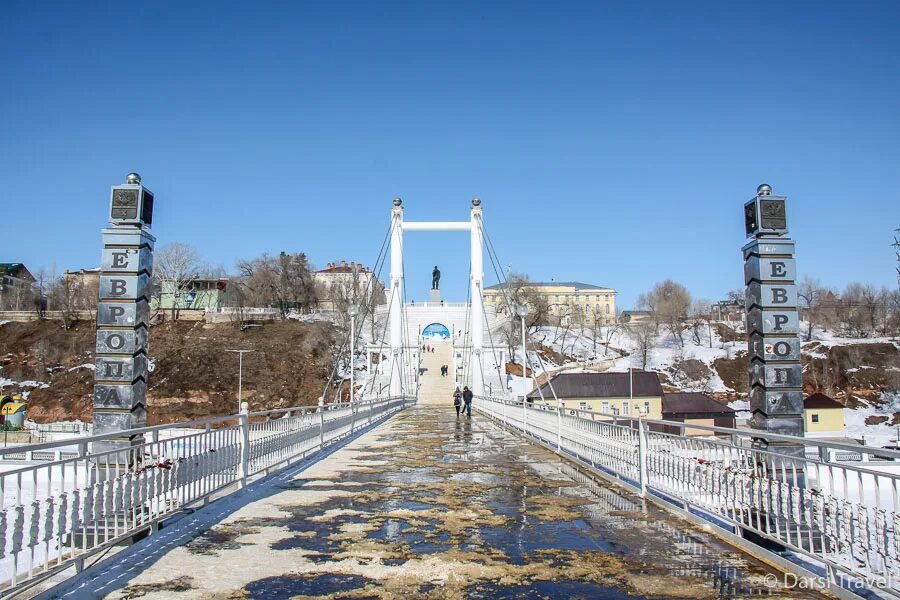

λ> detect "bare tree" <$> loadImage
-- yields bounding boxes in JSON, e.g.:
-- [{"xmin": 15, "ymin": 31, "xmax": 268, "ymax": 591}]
[
  {"xmin": 597, "ymin": 311, "xmax": 623, "ymax": 357},
  {"xmin": 638, "ymin": 280, "xmax": 691, "ymax": 346},
  {"xmin": 797, "ymin": 276, "xmax": 828, "ymax": 341},
  {"xmin": 49, "ymin": 273, "xmax": 77, "ymax": 329},
  {"xmin": 154, "ymin": 242, "xmax": 202, "ymax": 321},
  {"xmin": 31, "ymin": 267, "xmax": 52, "ymax": 320},
  {"xmin": 629, "ymin": 321, "xmax": 656, "ymax": 371},
  {"xmin": 237, "ymin": 251, "xmax": 318, "ymax": 318},
  {"xmin": 324, "ymin": 266, "xmax": 369, "ymax": 340},
  {"xmin": 688, "ymin": 298, "xmax": 713, "ymax": 347},
  {"xmin": 496, "ymin": 273, "xmax": 551, "ymax": 329}
]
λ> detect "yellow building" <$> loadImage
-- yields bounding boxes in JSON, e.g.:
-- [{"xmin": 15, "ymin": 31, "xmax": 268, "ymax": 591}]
[
  {"xmin": 483, "ymin": 281, "xmax": 616, "ymax": 324},
  {"xmin": 527, "ymin": 372, "xmax": 662, "ymax": 419},
  {"xmin": 803, "ymin": 393, "xmax": 845, "ymax": 434}
]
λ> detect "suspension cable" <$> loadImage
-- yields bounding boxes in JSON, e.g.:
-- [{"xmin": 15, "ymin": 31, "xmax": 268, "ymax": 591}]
[
  {"xmin": 460, "ymin": 260, "xmax": 472, "ymax": 387},
  {"xmin": 479, "ymin": 285, "xmax": 508, "ymax": 397},
  {"xmin": 479, "ymin": 217, "xmax": 560, "ymax": 409},
  {"xmin": 364, "ymin": 283, "xmax": 397, "ymax": 399},
  {"xmin": 319, "ymin": 218, "xmax": 394, "ymax": 403}
]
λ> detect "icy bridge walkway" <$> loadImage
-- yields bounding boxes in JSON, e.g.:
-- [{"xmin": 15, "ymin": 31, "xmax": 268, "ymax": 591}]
[{"xmin": 48, "ymin": 409, "xmax": 823, "ymax": 600}]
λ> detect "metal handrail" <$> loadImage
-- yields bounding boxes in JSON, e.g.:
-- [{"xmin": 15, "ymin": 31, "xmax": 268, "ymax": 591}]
[
  {"xmin": 485, "ymin": 396, "xmax": 900, "ymax": 459},
  {"xmin": 475, "ymin": 394, "xmax": 900, "ymax": 599},
  {"xmin": 0, "ymin": 398, "xmax": 399, "ymax": 457},
  {"xmin": 0, "ymin": 395, "xmax": 414, "ymax": 595}
]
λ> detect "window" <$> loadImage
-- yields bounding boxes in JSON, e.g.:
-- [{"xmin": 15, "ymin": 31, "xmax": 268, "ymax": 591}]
[
  {"xmin": 644, "ymin": 401, "xmax": 650, "ymax": 415},
  {"xmin": 623, "ymin": 401, "xmax": 630, "ymax": 415},
  {"xmin": 601, "ymin": 401, "xmax": 609, "ymax": 414},
  {"xmin": 811, "ymin": 414, "xmax": 820, "ymax": 423},
  {"xmin": 579, "ymin": 401, "xmax": 589, "ymax": 410}
]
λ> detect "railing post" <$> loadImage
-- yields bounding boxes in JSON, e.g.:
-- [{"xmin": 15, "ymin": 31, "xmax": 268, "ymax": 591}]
[
  {"xmin": 638, "ymin": 418, "xmax": 648, "ymax": 498},
  {"xmin": 556, "ymin": 404, "xmax": 562, "ymax": 452},
  {"xmin": 522, "ymin": 397, "xmax": 527, "ymax": 436},
  {"xmin": 238, "ymin": 401, "xmax": 250, "ymax": 488},
  {"xmin": 318, "ymin": 396, "xmax": 325, "ymax": 449}
]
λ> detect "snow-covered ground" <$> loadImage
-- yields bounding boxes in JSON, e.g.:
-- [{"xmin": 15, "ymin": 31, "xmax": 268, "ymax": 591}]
[
  {"xmin": 843, "ymin": 392, "xmax": 900, "ymax": 448},
  {"xmin": 517, "ymin": 321, "xmax": 899, "ymax": 448},
  {"xmin": 526, "ymin": 322, "xmax": 740, "ymax": 393}
]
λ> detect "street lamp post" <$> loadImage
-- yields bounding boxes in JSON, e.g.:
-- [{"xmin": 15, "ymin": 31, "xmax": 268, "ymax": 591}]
[
  {"xmin": 516, "ymin": 303, "xmax": 528, "ymax": 433},
  {"xmin": 225, "ymin": 349, "xmax": 254, "ymax": 414},
  {"xmin": 348, "ymin": 303, "xmax": 359, "ymax": 404}
]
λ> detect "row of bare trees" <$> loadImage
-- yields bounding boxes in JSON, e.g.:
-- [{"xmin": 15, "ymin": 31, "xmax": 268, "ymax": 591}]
[
  {"xmin": 633, "ymin": 277, "xmax": 900, "ymax": 346},
  {"xmin": 234, "ymin": 252, "xmax": 317, "ymax": 319},
  {"xmin": 7, "ymin": 243, "xmax": 326, "ymax": 327},
  {"xmin": 798, "ymin": 277, "xmax": 900, "ymax": 339},
  {"xmin": 154, "ymin": 244, "xmax": 322, "ymax": 323}
]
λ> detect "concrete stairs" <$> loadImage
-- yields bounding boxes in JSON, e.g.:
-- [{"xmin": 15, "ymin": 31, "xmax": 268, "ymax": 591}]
[{"xmin": 417, "ymin": 341, "xmax": 457, "ymax": 406}]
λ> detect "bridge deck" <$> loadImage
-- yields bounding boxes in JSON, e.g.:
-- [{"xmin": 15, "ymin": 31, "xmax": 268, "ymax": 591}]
[{"xmin": 53, "ymin": 408, "xmax": 823, "ymax": 599}]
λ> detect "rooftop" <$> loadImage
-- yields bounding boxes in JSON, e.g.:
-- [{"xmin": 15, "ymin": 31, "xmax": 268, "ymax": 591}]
[
  {"xmin": 804, "ymin": 393, "xmax": 844, "ymax": 410},
  {"xmin": 317, "ymin": 260, "xmax": 371, "ymax": 274},
  {"xmin": 485, "ymin": 281, "xmax": 613, "ymax": 291},
  {"xmin": 528, "ymin": 371, "xmax": 663, "ymax": 400},
  {"xmin": 0, "ymin": 263, "xmax": 34, "ymax": 282},
  {"xmin": 662, "ymin": 393, "xmax": 735, "ymax": 415}
]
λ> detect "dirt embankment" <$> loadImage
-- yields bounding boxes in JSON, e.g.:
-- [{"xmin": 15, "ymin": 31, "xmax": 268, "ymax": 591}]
[
  {"xmin": 712, "ymin": 342, "xmax": 900, "ymax": 406},
  {"xmin": 0, "ymin": 319, "xmax": 340, "ymax": 424}
]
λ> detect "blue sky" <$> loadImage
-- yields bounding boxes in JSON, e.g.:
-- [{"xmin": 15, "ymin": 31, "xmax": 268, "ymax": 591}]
[{"xmin": 1, "ymin": 1, "xmax": 898, "ymax": 308}]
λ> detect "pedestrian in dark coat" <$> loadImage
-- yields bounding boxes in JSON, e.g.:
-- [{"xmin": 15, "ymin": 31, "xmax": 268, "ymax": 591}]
[
  {"xmin": 462, "ymin": 386, "xmax": 473, "ymax": 416},
  {"xmin": 453, "ymin": 388, "xmax": 462, "ymax": 416}
]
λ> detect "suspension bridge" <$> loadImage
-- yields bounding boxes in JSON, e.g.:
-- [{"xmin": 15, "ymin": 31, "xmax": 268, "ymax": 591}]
[{"xmin": 0, "ymin": 197, "xmax": 898, "ymax": 600}]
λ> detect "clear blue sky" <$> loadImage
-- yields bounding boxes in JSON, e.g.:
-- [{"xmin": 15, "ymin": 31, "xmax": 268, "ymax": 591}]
[{"xmin": 2, "ymin": 1, "xmax": 898, "ymax": 308}]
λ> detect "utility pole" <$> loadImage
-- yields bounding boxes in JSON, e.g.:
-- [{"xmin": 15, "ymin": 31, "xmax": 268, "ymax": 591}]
[
  {"xmin": 517, "ymin": 303, "xmax": 528, "ymax": 430},
  {"xmin": 225, "ymin": 349, "xmax": 254, "ymax": 414},
  {"xmin": 348, "ymin": 303, "xmax": 359, "ymax": 404}
]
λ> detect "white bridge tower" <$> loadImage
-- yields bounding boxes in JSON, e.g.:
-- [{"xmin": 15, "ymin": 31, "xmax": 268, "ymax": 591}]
[{"xmin": 386, "ymin": 198, "xmax": 487, "ymax": 398}]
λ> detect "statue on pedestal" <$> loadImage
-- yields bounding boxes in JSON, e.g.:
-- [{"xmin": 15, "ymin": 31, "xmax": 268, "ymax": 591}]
[{"xmin": 432, "ymin": 266, "xmax": 441, "ymax": 290}]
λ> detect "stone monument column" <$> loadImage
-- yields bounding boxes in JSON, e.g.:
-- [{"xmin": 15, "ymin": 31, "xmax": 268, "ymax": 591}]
[
  {"xmin": 93, "ymin": 173, "xmax": 155, "ymax": 459},
  {"xmin": 743, "ymin": 183, "xmax": 804, "ymax": 455}
]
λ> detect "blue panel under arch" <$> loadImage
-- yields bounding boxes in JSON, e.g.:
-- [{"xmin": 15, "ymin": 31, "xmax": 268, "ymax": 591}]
[{"xmin": 422, "ymin": 323, "xmax": 451, "ymax": 339}]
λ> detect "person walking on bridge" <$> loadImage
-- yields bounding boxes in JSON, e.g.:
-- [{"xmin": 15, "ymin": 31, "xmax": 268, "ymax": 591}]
[
  {"xmin": 453, "ymin": 387, "xmax": 462, "ymax": 416},
  {"xmin": 462, "ymin": 386, "xmax": 473, "ymax": 417}
]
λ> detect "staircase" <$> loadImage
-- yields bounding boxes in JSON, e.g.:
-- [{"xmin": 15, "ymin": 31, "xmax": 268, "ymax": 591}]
[{"xmin": 417, "ymin": 341, "xmax": 456, "ymax": 406}]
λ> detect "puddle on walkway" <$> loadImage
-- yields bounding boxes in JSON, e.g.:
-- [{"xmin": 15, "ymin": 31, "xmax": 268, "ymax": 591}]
[
  {"xmin": 244, "ymin": 573, "xmax": 372, "ymax": 599},
  {"xmin": 106, "ymin": 408, "xmax": 827, "ymax": 599}
]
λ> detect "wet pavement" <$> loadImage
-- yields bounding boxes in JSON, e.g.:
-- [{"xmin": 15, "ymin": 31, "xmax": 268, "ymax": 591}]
[{"xmin": 58, "ymin": 408, "xmax": 827, "ymax": 599}]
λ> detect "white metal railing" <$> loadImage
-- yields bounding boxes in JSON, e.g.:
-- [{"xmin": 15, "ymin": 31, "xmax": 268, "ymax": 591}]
[
  {"xmin": 0, "ymin": 396, "xmax": 411, "ymax": 595},
  {"xmin": 476, "ymin": 395, "xmax": 900, "ymax": 599}
]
